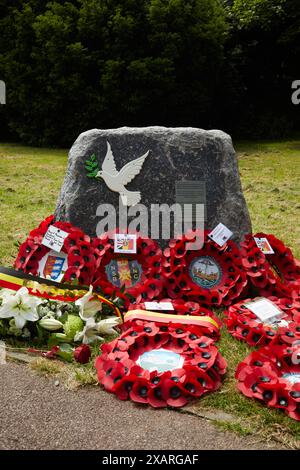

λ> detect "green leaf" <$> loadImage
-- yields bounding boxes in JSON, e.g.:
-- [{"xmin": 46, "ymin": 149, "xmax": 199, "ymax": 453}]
[
  {"xmin": 125, "ymin": 293, "xmax": 135, "ymax": 301},
  {"xmin": 85, "ymin": 160, "xmax": 98, "ymax": 167},
  {"xmin": 59, "ymin": 312, "xmax": 69, "ymax": 324},
  {"xmin": 56, "ymin": 343, "xmax": 74, "ymax": 362},
  {"xmin": 86, "ymin": 154, "xmax": 98, "ymax": 167},
  {"xmin": 36, "ymin": 324, "xmax": 49, "ymax": 345},
  {"xmin": 120, "ymin": 284, "xmax": 126, "ymax": 294},
  {"xmin": 48, "ymin": 335, "xmax": 59, "ymax": 348},
  {"xmin": 48, "ymin": 332, "xmax": 70, "ymax": 346},
  {"xmin": 85, "ymin": 154, "xmax": 99, "ymax": 178}
]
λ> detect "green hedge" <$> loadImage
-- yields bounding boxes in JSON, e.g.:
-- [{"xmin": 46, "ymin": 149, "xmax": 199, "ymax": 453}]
[{"xmin": 0, "ymin": 0, "xmax": 299, "ymax": 146}]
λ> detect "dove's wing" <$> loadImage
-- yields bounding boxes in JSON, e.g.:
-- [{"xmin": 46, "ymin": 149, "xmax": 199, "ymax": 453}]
[
  {"xmin": 118, "ymin": 151, "xmax": 149, "ymax": 186},
  {"xmin": 102, "ymin": 141, "xmax": 118, "ymax": 176}
]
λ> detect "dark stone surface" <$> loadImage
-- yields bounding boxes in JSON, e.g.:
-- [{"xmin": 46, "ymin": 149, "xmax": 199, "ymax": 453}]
[{"xmin": 55, "ymin": 126, "xmax": 251, "ymax": 243}]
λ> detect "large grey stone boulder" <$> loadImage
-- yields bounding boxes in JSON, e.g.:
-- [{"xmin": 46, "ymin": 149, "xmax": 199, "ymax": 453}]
[{"xmin": 55, "ymin": 126, "xmax": 251, "ymax": 243}]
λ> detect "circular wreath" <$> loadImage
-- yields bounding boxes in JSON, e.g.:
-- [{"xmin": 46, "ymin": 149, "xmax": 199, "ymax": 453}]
[
  {"xmin": 127, "ymin": 298, "xmax": 222, "ymax": 341},
  {"xmin": 224, "ymin": 296, "xmax": 300, "ymax": 348},
  {"xmin": 14, "ymin": 215, "xmax": 97, "ymax": 285},
  {"xmin": 291, "ymin": 286, "xmax": 300, "ymax": 304},
  {"xmin": 163, "ymin": 230, "xmax": 247, "ymax": 306},
  {"xmin": 92, "ymin": 232, "xmax": 163, "ymax": 303},
  {"xmin": 95, "ymin": 320, "xmax": 227, "ymax": 408},
  {"xmin": 241, "ymin": 233, "xmax": 300, "ymax": 298},
  {"xmin": 235, "ymin": 343, "xmax": 300, "ymax": 421}
]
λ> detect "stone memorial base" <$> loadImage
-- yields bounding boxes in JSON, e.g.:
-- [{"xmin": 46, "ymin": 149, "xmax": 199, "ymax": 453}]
[{"xmin": 55, "ymin": 127, "xmax": 251, "ymax": 244}]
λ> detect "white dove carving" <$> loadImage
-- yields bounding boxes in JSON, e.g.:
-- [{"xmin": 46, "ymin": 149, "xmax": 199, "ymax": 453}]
[{"xmin": 96, "ymin": 141, "xmax": 149, "ymax": 206}]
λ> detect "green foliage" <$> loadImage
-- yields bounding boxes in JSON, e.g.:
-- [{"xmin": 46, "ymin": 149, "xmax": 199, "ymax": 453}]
[
  {"xmin": 55, "ymin": 343, "xmax": 74, "ymax": 362},
  {"xmin": 219, "ymin": 0, "xmax": 300, "ymax": 139},
  {"xmin": 85, "ymin": 154, "xmax": 99, "ymax": 178},
  {"xmin": 0, "ymin": 0, "xmax": 227, "ymax": 146},
  {"xmin": 230, "ymin": 0, "xmax": 286, "ymax": 30},
  {"xmin": 0, "ymin": 0, "xmax": 299, "ymax": 144},
  {"xmin": 61, "ymin": 314, "xmax": 84, "ymax": 341}
]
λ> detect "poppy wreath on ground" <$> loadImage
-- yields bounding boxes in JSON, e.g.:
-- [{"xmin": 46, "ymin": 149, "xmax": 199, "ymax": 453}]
[
  {"xmin": 224, "ymin": 297, "xmax": 300, "ymax": 348},
  {"xmin": 240, "ymin": 233, "xmax": 300, "ymax": 298},
  {"xmin": 127, "ymin": 299, "xmax": 222, "ymax": 341},
  {"xmin": 91, "ymin": 232, "xmax": 163, "ymax": 303},
  {"xmin": 235, "ymin": 343, "xmax": 300, "ymax": 421},
  {"xmin": 163, "ymin": 230, "xmax": 247, "ymax": 306},
  {"xmin": 291, "ymin": 286, "xmax": 300, "ymax": 304},
  {"xmin": 14, "ymin": 215, "xmax": 97, "ymax": 285},
  {"xmin": 95, "ymin": 312, "xmax": 226, "ymax": 408}
]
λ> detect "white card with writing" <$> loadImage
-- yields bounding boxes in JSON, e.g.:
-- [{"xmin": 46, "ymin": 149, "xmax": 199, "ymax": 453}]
[
  {"xmin": 38, "ymin": 250, "xmax": 68, "ymax": 282},
  {"xmin": 208, "ymin": 223, "xmax": 233, "ymax": 247},
  {"xmin": 254, "ymin": 237, "xmax": 274, "ymax": 254},
  {"xmin": 144, "ymin": 301, "xmax": 174, "ymax": 311},
  {"xmin": 41, "ymin": 226, "xmax": 69, "ymax": 252},
  {"xmin": 114, "ymin": 233, "xmax": 137, "ymax": 254},
  {"xmin": 244, "ymin": 298, "xmax": 283, "ymax": 323}
]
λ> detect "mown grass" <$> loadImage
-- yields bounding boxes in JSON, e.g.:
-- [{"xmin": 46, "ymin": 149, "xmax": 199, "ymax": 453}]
[
  {"xmin": 0, "ymin": 140, "xmax": 299, "ymax": 447},
  {"xmin": 30, "ymin": 343, "xmax": 100, "ymax": 390},
  {"xmin": 195, "ymin": 322, "xmax": 300, "ymax": 449},
  {"xmin": 0, "ymin": 143, "xmax": 67, "ymax": 266},
  {"xmin": 237, "ymin": 140, "xmax": 300, "ymax": 258}
]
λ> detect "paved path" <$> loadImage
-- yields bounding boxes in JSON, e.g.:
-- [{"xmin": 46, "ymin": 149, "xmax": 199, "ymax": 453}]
[{"xmin": 0, "ymin": 363, "xmax": 283, "ymax": 450}]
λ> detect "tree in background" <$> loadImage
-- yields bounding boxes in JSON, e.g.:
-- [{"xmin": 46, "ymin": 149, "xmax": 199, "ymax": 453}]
[
  {"xmin": 0, "ymin": 1, "xmax": 84, "ymax": 144},
  {"xmin": 224, "ymin": 0, "xmax": 300, "ymax": 138},
  {"xmin": 0, "ymin": 0, "xmax": 227, "ymax": 146},
  {"xmin": 0, "ymin": 0, "xmax": 299, "ymax": 146}
]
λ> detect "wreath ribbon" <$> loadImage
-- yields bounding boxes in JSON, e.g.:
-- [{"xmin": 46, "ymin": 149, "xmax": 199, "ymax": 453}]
[
  {"xmin": 124, "ymin": 309, "xmax": 220, "ymax": 331},
  {"xmin": 0, "ymin": 267, "xmax": 122, "ymax": 321}
]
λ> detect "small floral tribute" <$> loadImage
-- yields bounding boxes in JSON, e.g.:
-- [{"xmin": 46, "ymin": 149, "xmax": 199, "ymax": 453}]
[
  {"xmin": 235, "ymin": 343, "xmax": 300, "ymax": 421},
  {"xmin": 224, "ymin": 296, "xmax": 300, "ymax": 347},
  {"xmin": 95, "ymin": 310, "xmax": 226, "ymax": 408},
  {"xmin": 92, "ymin": 232, "xmax": 163, "ymax": 303},
  {"xmin": 14, "ymin": 215, "xmax": 97, "ymax": 286},
  {"xmin": 0, "ymin": 282, "xmax": 120, "ymax": 361},
  {"xmin": 163, "ymin": 230, "xmax": 247, "ymax": 306},
  {"xmin": 240, "ymin": 233, "xmax": 300, "ymax": 299}
]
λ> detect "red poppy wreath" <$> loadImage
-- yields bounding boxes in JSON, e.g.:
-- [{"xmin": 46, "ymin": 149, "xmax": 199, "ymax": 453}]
[
  {"xmin": 95, "ymin": 313, "xmax": 227, "ymax": 408},
  {"xmin": 127, "ymin": 299, "xmax": 222, "ymax": 341},
  {"xmin": 163, "ymin": 230, "xmax": 247, "ymax": 306},
  {"xmin": 240, "ymin": 233, "xmax": 300, "ymax": 299},
  {"xmin": 14, "ymin": 215, "xmax": 97, "ymax": 285},
  {"xmin": 235, "ymin": 343, "xmax": 300, "ymax": 421},
  {"xmin": 91, "ymin": 232, "xmax": 163, "ymax": 303},
  {"xmin": 224, "ymin": 296, "xmax": 300, "ymax": 348}
]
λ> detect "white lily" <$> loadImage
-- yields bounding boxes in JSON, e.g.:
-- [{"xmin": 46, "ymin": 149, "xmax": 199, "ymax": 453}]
[
  {"xmin": 74, "ymin": 318, "xmax": 103, "ymax": 344},
  {"xmin": 39, "ymin": 317, "xmax": 64, "ymax": 331},
  {"xmin": 96, "ymin": 316, "xmax": 121, "ymax": 336},
  {"xmin": 75, "ymin": 285, "xmax": 102, "ymax": 321},
  {"xmin": 0, "ymin": 288, "xmax": 16, "ymax": 302},
  {"xmin": 74, "ymin": 316, "xmax": 120, "ymax": 344},
  {"xmin": 0, "ymin": 287, "xmax": 41, "ymax": 329}
]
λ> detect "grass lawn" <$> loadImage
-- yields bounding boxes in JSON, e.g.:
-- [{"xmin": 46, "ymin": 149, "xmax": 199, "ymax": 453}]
[{"xmin": 0, "ymin": 140, "xmax": 299, "ymax": 448}]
